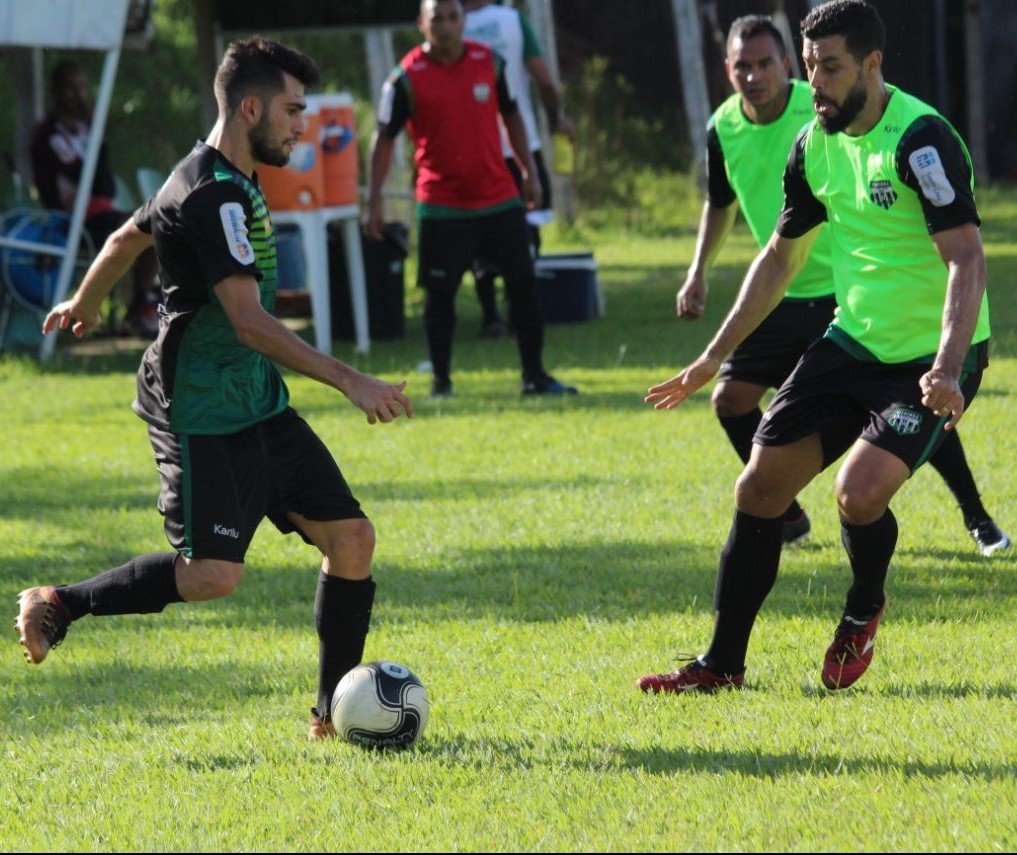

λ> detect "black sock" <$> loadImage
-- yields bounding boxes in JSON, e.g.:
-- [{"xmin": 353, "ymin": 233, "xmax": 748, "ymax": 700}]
[
  {"xmin": 927, "ymin": 430, "xmax": 987, "ymax": 527},
  {"xmin": 841, "ymin": 509, "xmax": 897, "ymax": 618},
  {"xmin": 57, "ymin": 552, "xmax": 182, "ymax": 619},
  {"xmin": 704, "ymin": 510, "xmax": 784, "ymax": 674},
  {"xmin": 719, "ymin": 410, "xmax": 802, "ymax": 519},
  {"xmin": 315, "ymin": 574, "xmax": 376, "ymax": 718},
  {"xmin": 475, "ymin": 274, "xmax": 500, "ymax": 324},
  {"xmin": 718, "ymin": 409, "xmax": 762, "ymax": 464}
]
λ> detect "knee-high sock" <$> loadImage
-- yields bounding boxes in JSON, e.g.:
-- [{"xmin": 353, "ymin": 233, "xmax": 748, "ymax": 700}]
[
  {"xmin": 315, "ymin": 574, "xmax": 376, "ymax": 718},
  {"xmin": 927, "ymin": 431, "xmax": 987, "ymax": 526},
  {"xmin": 705, "ymin": 510, "xmax": 784, "ymax": 674},
  {"xmin": 474, "ymin": 273, "xmax": 501, "ymax": 325},
  {"xmin": 423, "ymin": 289, "xmax": 457, "ymax": 382},
  {"xmin": 718, "ymin": 409, "xmax": 762, "ymax": 465},
  {"xmin": 841, "ymin": 509, "xmax": 897, "ymax": 617},
  {"xmin": 57, "ymin": 552, "xmax": 182, "ymax": 619}
]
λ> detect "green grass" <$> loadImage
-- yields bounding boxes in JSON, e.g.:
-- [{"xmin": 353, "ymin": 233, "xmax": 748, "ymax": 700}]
[{"xmin": 1, "ymin": 190, "xmax": 1015, "ymax": 852}]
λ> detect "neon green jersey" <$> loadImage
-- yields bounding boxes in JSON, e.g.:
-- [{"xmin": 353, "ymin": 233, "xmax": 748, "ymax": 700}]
[
  {"xmin": 710, "ymin": 79, "xmax": 832, "ymax": 299},
  {"xmin": 795, "ymin": 86, "xmax": 990, "ymax": 364}
]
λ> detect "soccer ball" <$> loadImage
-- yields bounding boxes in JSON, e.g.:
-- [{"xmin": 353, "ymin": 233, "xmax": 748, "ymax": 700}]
[{"xmin": 331, "ymin": 660, "xmax": 430, "ymax": 749}]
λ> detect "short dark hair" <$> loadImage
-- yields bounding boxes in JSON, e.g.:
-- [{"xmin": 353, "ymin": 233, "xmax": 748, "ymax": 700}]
[
  {"xmin": 214, "ymin": 36, "xmax": 321, "ymax": 115},
  {"xmin": 801, "ymin": 0, "xmax": 885, "ymax": 63},
  {"xmin": 727, "ymin": 14, "xmax": 787, "ymax": 57}
]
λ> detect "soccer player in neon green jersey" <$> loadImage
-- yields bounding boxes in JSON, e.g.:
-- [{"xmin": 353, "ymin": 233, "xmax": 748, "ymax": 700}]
[
  {"xmin": 677, "ymin": 13, "xmax": 1007, "ymax": 555},
  {"xmin": 639, "ymin": 0, "xmax": 1004, "ymax": 695}
]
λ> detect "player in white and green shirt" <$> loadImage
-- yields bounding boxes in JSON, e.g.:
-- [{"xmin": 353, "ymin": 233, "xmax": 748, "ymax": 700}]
[{"xmin": 641, "ymin": 0, "xmax": 1005, "ymax": 697}]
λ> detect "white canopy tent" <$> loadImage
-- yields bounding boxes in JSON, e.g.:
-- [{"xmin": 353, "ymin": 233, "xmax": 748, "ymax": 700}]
[{"xmin": 0, "ymin": 0, "xmax": 131, "ymax": 360}]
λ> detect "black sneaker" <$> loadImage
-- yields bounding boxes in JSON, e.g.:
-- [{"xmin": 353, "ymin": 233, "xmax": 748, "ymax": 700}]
[
  {"xmin": 479, "ymin": 319, "xmax": 506, "ymax": 339},
  {"xmin": 430, "ymin": 378, "xmax": 453, "ymax": 398},
  {"xmin": 968, "ymin": 519, "xmax": 1012, "ymax": 557},
  {"xmin": 782, "ymin": 508, "xmax": 811, "ymax": 546},
  {"xmin": 521, "ymin": 373, "xmax": 578, "ymax": 395}
]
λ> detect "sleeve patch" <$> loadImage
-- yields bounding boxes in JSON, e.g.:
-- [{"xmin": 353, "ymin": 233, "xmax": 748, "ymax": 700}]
[
  {"xmin": 908, "ymin": 145, "xmax": 956, "ymax": 207},
  {"xmin": 377, "ymin": 79, "xmax": 395, "ymax": 125},
  {"xmin": 218, "ymin": 201, "xmax": 254, "ymax": 265}
]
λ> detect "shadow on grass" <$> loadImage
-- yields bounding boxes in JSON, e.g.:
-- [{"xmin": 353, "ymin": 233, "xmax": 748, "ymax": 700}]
[
  {"xmin": 406, "ymin": 733, "xmax": 1017, "ymax": 781},
  {"xmin": 3, "ymin": 533, "xmax": 1012, "ymax": 638}
]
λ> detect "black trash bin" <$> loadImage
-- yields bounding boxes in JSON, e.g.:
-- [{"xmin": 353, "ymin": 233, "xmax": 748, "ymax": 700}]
[{"xmin": 329, "ymin": 221, "xmax": 408, "ymax": 340}]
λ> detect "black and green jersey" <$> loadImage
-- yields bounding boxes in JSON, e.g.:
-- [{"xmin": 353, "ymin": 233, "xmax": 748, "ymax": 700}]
[
  {"xmin": 133, "ymin": 141, "xmax": 289, "ymax": 434},
  {"xmin": 777, "ymin": 86, "xmax": 991, "ymax": 366},
  {"xmin": 708, "ymin": 79, "xmax": 832, "ymax": 300}
]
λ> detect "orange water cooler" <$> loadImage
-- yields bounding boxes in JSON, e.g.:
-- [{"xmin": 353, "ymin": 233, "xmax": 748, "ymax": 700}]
[
  {"xmin": 315, "ymin": 92, "xmax": 359, "ymax": 207},
  {"xmin": 258, "ymin": 93, "xmax": 369, "ymax": 355},
  {"xmin": 258, "ymin": 92, "xmax": 358, "ymax": 210}
]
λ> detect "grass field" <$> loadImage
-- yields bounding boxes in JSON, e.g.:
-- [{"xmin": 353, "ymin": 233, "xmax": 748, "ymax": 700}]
[{"xmin": 1, "ymin": 189, "xmax": 1015, "ymax": 852}]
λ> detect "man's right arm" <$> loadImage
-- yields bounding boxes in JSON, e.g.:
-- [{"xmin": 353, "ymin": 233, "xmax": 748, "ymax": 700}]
[
  {"xmin": 42, "ymin": 218, "xmax": 152, "ymax": 337},
  {"xmin": 365, "ymin": 71, "xmax": 408, "ymax": 240},
  {"xmin": 647, "ymin": 227, "xmax": 818, "ymax": 410},
  {"xmin": 677, "ymin": 125, "xmax": 738, "ymax": 319},
  {"xmin": 29, "ymin": 122, "xmax": 66, "ymax": 211}
]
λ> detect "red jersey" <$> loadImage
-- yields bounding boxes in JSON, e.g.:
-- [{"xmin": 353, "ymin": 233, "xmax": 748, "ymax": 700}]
[{"xmin": 383, "ymin": 41, "xmax": 520, "ymax": 210}]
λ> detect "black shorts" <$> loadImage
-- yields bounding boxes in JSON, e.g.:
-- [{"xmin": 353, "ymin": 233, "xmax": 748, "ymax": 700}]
[
  {"xmin": 418, "ymin": 207, "xmax": 535, "ymax": 298},
  {"xmin": 718, "ymin": 296, "xmax": 835, "ymax": 388},
  {"xmin": 149, "ymin": 407, "xmax": 365, "ymax": 561},
  {"xmin": 755, "ymin": 337, "xmax": 983, "ymax": 473}
]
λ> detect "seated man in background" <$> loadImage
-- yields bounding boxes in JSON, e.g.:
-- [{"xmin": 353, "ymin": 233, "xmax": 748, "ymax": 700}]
[{"xmin": 30, "ymin": 60, "xmax": 159, "ymax": 339}]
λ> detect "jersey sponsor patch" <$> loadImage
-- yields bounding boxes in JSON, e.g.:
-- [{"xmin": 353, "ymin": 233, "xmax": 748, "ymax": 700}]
[
  {"xmin": 908, "ymin": 145, "xmax": 956, "ymax": 207},
  {"xmin": 218, "ymin": 201, "xmax": 254, "ymax": 265}
]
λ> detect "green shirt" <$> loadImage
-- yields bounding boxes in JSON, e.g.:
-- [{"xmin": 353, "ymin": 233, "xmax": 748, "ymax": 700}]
[
  {"xmin": 134, "ymin": 142, "xmax": 289, "ymax": 434},
  {"xmin": 785, "ymin": 86, "xmax": 990, "ymax": 365},
  {"xmin": 710, "ymin": 80, "xmax": 833, "ymax": 300}
]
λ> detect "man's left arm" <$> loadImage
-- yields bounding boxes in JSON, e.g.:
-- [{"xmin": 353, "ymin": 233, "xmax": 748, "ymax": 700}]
[
  {"xmin": 42, "ymin": 217, "xmax": 153, "ymax": 337},
  {"xmin": 497, "ymin": 63, "xmax": 540, "ymax": 208},
  {"xmin": 518, "ymin": 11, "xmax": 574, "ymax": 142},
  {"xmin": 898, "ymin": 115, "xmax": 986, "ymax": 429},
  {"xmin": 920, "ymin": 223, "xmax": 986, "ymax": 429}
]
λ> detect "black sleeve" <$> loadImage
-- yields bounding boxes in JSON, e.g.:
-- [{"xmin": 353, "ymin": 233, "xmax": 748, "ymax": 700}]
[
  {"xmin": 180, "ymin": 181, "xmax": 262, "ymax": 291},
  {"xmin": 376, "ymin": 70, "xmax": 410, "ymax": 139},
  {"xmin": 705, "ymin": 124, "xmax": 736, "ymax": 208},
  {"xmin": 495, "ymin": 53, "xmax": 519, "ymax": 119},
  {"xmin": 896, "ymin": 115, "xmax": 980, "ymax": 233},
  {"xmin": 776, "ymin": 129, "xmax": 828, "ymax": 238}
]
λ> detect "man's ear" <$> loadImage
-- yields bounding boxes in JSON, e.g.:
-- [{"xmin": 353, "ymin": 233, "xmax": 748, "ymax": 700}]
[{"xmin": 238, "ymin": 94, "xmax": 263, "ymax": 126}]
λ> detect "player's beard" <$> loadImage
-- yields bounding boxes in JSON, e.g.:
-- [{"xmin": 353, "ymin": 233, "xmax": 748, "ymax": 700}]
[
  {"xmin": 249, "ymin": 115, "xmax": 289, "ymax": 167},
  {"xmin": 816, "ymin": 75, "xmax": 867, "ymax": 134}
]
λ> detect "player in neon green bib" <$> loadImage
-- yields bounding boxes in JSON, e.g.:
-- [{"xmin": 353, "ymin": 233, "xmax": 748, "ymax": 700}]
[
  {"xmin": 676, "ymin": 13, "xmax": 1006, "ymax": 556},
  {"xmin": 640, "ymin": 0, "xmax": 1007, "ymax": 697}
]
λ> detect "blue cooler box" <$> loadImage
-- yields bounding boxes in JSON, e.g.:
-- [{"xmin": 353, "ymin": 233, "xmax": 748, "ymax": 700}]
[{"xmin": 534, "ymin": 252, "xmax": 602, "ymax": 324}]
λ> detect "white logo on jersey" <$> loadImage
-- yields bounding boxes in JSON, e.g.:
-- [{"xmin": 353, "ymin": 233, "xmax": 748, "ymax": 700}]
[
  {"xmin": 909, "ymin": 145, "xmax": 956, "ymax": 207},
  {"xmin": 219, "ymin": 201, "xmax": 254, "ymax": 264}
]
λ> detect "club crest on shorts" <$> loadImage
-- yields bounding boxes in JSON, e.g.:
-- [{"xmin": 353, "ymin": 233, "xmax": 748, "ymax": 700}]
[
  {"xmin": 886, "ymin": 406, "xmax": 922, "ymax": 435},
  {"xmin": 869, "ymin": 179, "xmax": 897, "ymax": 210}
]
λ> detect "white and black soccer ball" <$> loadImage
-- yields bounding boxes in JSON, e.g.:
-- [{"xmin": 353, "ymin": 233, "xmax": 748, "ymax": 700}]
[{"xmin": 331, "ymin": 660, "xmax": 430, "ymax": 749}]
